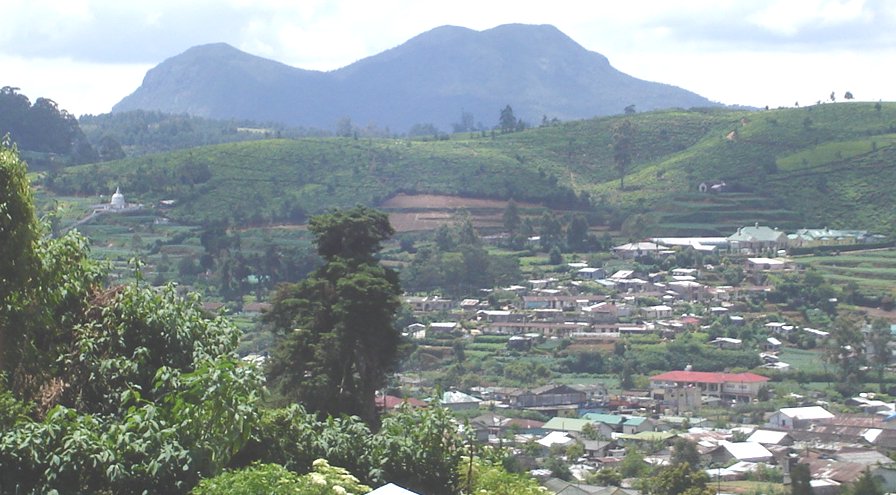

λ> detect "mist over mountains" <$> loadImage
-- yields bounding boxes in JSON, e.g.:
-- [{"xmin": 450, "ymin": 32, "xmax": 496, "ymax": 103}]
[{"xmin": 112, "ymin": 24, "xmax": 720, "ymax": 132}]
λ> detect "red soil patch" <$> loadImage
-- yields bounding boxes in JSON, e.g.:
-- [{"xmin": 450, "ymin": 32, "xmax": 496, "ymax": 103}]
[
  {"xmin": 859, "ymin": 306, "xmax": 896, "ymax": 322},
  {"xmin": 388, "ymin": 212, "xmax": 507, "ymax": 232},
  {"xmin": 388, "ymin": 212, "xmax": 454, "ymax": 232},
  {"xmin": 380, "ymin": 194, "xmax": 538, "ymax": 210},
  {"xmin": 565, "ymin": 341, "xmax": 616, "ymax": 353},
  {"xmin": 382, "ymin": 194, "xmax": 540, "ymax": 232}
]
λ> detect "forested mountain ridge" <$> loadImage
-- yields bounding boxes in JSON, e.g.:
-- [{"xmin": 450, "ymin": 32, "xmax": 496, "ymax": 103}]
[
  {"xmin": 112, "ymin": 24, "xmax": 719, "ymax": 132},
  {"xmin": 48, "ymin": 102, "xmax": 896, "ymax": 236}
]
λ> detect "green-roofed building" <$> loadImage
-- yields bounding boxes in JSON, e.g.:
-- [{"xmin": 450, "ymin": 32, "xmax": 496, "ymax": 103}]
[
  {"xmin": 621, "ymin": 416, "xmax": 655, "ymax": 434},
  {"xmin": 581, "ymin": 413, "xmax": 625, "ymax": 426},
  {"xmin": 580, "ymin": 413, "xmax": 654, "ymax": 434},
  {"xmin": 728, "ymin": 223, "xmax": 787, "ymax": 254},
  {"xmin": 543, "ymin": 416, "xmax": 618, "ymax": 443}
]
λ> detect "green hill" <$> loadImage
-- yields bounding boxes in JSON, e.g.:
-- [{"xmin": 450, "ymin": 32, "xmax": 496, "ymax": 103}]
[{"xmin": 46, "ymin": 102, "xmax": 896, "ymax": 236}]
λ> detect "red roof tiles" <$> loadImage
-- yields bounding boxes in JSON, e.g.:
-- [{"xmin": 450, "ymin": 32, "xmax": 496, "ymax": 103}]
[{"xmin": 650, "ymin": 370, "xmax": 769, "ymax": 384}]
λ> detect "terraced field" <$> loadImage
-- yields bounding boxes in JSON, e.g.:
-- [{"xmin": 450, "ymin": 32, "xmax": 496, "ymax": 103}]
[
  {"xmin": 797, "ymin": 249, "xmax": 896, "ymax": 297},
  {"xmin": 654, "ymin": 192, "xmax": 803, "ymax": 236}
]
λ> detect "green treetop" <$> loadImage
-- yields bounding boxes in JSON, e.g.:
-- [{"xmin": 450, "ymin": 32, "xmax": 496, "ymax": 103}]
[{"xmin": 265, "ymin": 206, "xmax": 402, "ymax": 426}]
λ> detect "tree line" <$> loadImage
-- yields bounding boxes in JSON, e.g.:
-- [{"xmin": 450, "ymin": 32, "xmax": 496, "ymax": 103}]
[{"xmin": 0, "ymin": 87, "xmax": 97, "ymax": 167}]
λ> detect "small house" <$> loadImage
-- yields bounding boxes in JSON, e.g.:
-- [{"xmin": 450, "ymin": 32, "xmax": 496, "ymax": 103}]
[
  {"xmin": 642, "ymin": 304, "xmax": 673, "ymax": 319},
  {"xmin": 576, "ymin": 267, "xmax": 607, "ymax": 280},
  {"xmin": 612, "ymin": 242, "xmax": 668, "ymax": 260},
  {"xmin": 708, "ymin": 441, "xmax": 773, "ymax": 464},
  {"xmin": 767, "ymin": 406, "xmax": 834, "ymax": 430},
  {"xmin": 441, "ymin": 391, "xmax": 481, "ymax": 411},
  {"xmin": 746, "ymin": 429, "xmax": 794, "ymax": 446},
  {"xmin": 428, "ymin": 321, "xmax": 460, "ymax": 336},
  {"xmin": 708, "ymin": 337, "xmax": 743, "ymax": 350}
]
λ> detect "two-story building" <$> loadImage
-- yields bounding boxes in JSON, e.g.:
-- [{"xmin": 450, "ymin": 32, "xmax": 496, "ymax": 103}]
[
  {"xmin": 511, "ymin": 384, "xmax": 588, "ymax": 412},
  {"xmin": 403, "ymin": 295, "xmax": 453, "ymax": 313},
  {"xmin": 728, "ymin": 224, "xmax": 788, "ymax": 254},
  {"xmin": 650, "ymin": 370, "xmax": 769, "ymax": 403}
]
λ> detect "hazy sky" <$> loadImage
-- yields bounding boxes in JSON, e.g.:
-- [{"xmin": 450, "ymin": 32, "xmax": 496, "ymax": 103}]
[{"xmin": 3, "ymin": 0, "xmax": 894, "ymax": 116}]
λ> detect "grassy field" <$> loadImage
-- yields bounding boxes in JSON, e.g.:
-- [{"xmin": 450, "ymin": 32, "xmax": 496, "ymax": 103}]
[{"xmin": 777, "ymin": 347, "xmax": 828, "ymax": 374}]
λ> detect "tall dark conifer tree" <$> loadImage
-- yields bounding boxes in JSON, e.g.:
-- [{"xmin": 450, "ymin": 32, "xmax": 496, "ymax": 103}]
[{"xmin": 265, "ymin": 206, "xmax": 401, "ymax": 426}]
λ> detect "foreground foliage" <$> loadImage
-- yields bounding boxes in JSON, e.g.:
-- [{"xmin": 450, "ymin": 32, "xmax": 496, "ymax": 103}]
[
  {"xmin": 234, "ymin": 404, "xmax": 466, "ymax": 495},
  {"xmin": 0, "ymin": 144, "xmax": 263, "ymax": 494}
]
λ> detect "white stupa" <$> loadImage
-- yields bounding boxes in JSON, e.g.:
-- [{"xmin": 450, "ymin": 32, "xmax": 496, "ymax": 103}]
[{"xmin": 110, "ymin": 187, "xmax": 125, "ymax": 209}]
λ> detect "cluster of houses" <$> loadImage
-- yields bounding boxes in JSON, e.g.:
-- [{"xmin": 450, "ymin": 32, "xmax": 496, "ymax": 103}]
[
  {"xmin": 389, "ymin": 222, "xmax": 895, "ymax": 493},
  {"xmin": 399, "ymin": 223, "xmax": 891, "ymax": 371},
  {"xmin": 381, "ymin": 377, "xmax": 896, "ymax": 493},
  {"xmin": 403, "ymin": 262, "xmax": 765, "ymax": 342}
]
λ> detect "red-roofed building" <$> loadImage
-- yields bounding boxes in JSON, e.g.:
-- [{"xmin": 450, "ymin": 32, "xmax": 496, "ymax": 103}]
[
  {"xmin": 650, "ymin": 370, "xmax": 769, "ymax": 403},
  {"xmin": 377, "ymin": 395, "xmax": 427, "ymax": 412}
]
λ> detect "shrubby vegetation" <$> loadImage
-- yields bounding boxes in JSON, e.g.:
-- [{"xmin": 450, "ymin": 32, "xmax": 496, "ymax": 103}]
[
  {"xmin": 402, "ymin": 217, "xmax": 522, "ymax": 298},
  {"xmin": 79, "ymin": 110, "xmax": 329, "ymax": 157},
  {"xmin": 620, "ymin": 335, "xmax": 761, "ymax": 375}
]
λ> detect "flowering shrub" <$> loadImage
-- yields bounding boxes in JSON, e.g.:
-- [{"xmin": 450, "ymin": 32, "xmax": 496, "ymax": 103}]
[
  {"xmin": 191, "ymin": 459, "xmax": 371, "ymax": 495},
  {"xmin": 303, "ymin": 459, "xmax": 371, "ymax": 495}
]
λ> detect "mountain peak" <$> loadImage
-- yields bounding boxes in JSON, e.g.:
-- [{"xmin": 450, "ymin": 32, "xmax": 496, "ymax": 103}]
[{"xmin": 113, "ymin": 24, "xmax": 717, "ymax": 130}]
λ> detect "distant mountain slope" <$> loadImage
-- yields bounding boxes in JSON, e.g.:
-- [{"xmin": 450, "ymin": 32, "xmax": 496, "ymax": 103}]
[
  {"xmin": 112, "ymin": 43, "xmax": 332, "ymax": 126},
  {"xmin": 112, "ymin": 24, "xmax": 719, "ymax": 132}
]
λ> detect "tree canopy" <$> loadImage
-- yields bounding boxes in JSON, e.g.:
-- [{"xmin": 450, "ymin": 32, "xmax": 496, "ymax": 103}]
[
  {"xmin": 265, "ymin": 206, "xmax": 402, "ymax": 425},
  {"xmin": 0, "ymin": 87, "xmax": 97, "ymax": 165}
]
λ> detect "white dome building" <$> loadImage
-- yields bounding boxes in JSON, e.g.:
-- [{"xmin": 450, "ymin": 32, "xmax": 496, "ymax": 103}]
[{"xmin": 110, "ymin": 187, "xmax": 125, "ymax": 209}]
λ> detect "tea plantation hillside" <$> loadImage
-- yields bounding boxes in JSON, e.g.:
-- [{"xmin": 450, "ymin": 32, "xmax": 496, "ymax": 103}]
[
  {"xmin": 46, "ymin": 102, "xmax": 896, "ymax": 235},
  {"xmin": 605, "ymin": 102, "xmax": 896, "ymax": 234}
]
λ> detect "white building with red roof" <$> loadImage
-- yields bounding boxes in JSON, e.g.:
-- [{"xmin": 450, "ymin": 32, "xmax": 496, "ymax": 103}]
[{"xmin": 650, "ymin": 370, "xmax": 770, "ymax": 403}]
